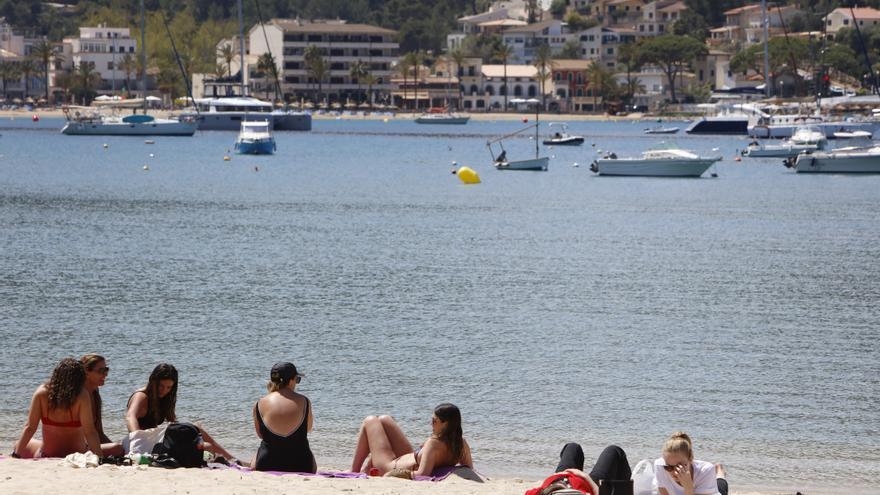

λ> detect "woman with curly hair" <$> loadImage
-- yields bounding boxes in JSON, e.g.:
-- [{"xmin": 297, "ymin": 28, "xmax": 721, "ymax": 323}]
[{"xmin": 11, "ymin": 358, "xmax": 103, "ymax": 458}]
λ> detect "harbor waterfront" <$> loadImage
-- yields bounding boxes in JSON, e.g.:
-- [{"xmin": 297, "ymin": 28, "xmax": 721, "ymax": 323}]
[{"xmin": 0, "ymin": 117, "xmax": 878, "ymax": 494}]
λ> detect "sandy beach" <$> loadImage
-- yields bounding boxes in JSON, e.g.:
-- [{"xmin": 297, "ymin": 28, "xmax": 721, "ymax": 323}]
[{"xmin": 0, "ymin": 457, "xmax": 773, "ymax": 495}]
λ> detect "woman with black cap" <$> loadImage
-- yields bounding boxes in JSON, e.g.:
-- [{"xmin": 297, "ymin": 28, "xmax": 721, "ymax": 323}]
[{"xmin": 252, "ymin": 362, "xmax": 316, "ymax": 472}]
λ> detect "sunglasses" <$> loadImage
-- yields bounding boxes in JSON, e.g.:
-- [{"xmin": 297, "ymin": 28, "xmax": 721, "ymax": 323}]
[
  {"xmin": 93, "ymin": 366, "xmax": 110, "ymax": 375},
  {"xmin": 663, "ymin": 464, "xmax": 682, "ymax": 472},
  {"xmin": 295, "ymin": 375, "xmax": 302, "ymax": 384}
]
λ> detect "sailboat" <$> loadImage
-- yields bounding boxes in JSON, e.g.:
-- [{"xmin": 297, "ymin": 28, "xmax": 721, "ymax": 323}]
[
  {"xmin": 415, "ymin": 55, "xmax": 469, "ymax": 124},
  {"xmin": 61, "ymin": 0, "xmax": 196, "ymax": 136},
  {"xmin": 487, "ymin": 98, "xmax": 549, "ymax": 171}
]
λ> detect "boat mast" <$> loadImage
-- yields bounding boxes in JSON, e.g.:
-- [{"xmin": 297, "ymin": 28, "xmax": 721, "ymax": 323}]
[
  {"xmin": 238, "ymin": 0, "xmax": 246, "ymax": 97},
  {"xmin": 762, "ymin": 0, "xmax": 770, "ymax": 98},
  {"xmin": 534, "ymin": 100, "xmax": 539, "ymax": 159},
  {"xmin": 140, "ymin": 0, "xmax": 147, "ymax": 113}
]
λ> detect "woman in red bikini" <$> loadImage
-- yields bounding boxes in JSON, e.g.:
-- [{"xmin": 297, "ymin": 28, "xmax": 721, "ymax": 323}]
[
  {"xmin": 351, "ymin": 403, "xmax": 473, "ymax": 478},
  {"xmin": 11, "ymin": 358, "xmax": 103, "ymax": 458}
]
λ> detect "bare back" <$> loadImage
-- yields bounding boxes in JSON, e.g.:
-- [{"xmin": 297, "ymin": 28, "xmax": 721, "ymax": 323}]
[
  {"xmin": 36, "ymin": 385, "xmax": 89, "ymax": 458},
  {"xmin": 256, "ymin": 390, "xmax": 312, "ymax": 436}
]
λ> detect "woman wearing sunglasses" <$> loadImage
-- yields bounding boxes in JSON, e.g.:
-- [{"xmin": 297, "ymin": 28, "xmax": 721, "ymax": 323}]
[
  {"xmin": 252, "ymin": 361, "xmax": 316, "ymax": 472},
  {"xmin": 654, "ymin": 432, "xmax": 728, "ymax": 495},
  {"xmin": 80, "ymin": 354, "xmax": 123, "ymax": 456},
  {"xmin": 351, "ymin": 403, "xmax": 473, "ymax": 478},
  {"xmin": 11, "ymin": 357, "xmax": 103, "ymax": 459}
]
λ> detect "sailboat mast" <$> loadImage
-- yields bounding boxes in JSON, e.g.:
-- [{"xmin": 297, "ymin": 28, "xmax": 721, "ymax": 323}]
[
  {"xmin": 762, "ymin": 0, "xmax": 770, "ymax": 97},
  {"xmin": 534, "ymin": 102, "xmax": 539, "ymax": 158},
  {"xmin": 238, "ymin": 0, "xmax": 246, "ymax": 97},
  {"xmin": 141, "ymin": 0, "xmax": 147, "ymax": 112}
]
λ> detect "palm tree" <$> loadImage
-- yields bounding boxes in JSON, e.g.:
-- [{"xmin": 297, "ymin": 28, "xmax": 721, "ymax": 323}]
[
  {"xmin": 349, "ymin": 59, "xmax": 368, "ymax": 104},
  {"xmin": 586, "ymin": 62, "xmax": 617, "ymax": 113},
  {"xmin": 75, "ymin": 62, "xmax": 100, "ymax": 105},
  {"xmin": 617, "ymin": 42, "xmax": 642, "ymax": 108},
  {"xmin": 304, "ymin": 45, "xmax": 328, "ymax": 106},
  {"xmin": 403, "ymin": 51, "xmax": 420, "ymax": 111},
  {"xmin": 31, "ymin": 40, "xmax": 61, "ymax": 103},
  {"xmin": 55, "ymin": 70, "xmax": 74, "ymax": 104},
  {"xmin": 256, "ymin": 52, "xmax": 279, "ymax": 101},
  {"xmin": 533, "ymin": 43, "xmax": 555, "ymax": 110},
  {"xmin": 493, "ymin": 44, "xmax": 514, "ymax": 112},
  {"xmin": 450, "ymin": 48, "xmax": 466, "ymax": 111},
  {"xmin": 0, "ymin": 62, "xmax": 20, "ymax": 99},
  {"xmin": 396, "ymin": 55, "xmax": 412, "ymax": 110},
  {"xmin": 362, "ymin": 72, "xmax": 377, "ymax": 109},
  {"xmin": 118, "ymin": 53, "xmax": 136, "ymax": 98},
  {"xmin": 19, "ymin": 59, "xmax": 36, "ymax": 99},
  {"xmin": 217, "ymin": 44, "xmax": 236, "ymax": 78}
]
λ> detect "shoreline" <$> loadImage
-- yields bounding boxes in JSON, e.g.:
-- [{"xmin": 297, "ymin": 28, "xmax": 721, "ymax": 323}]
[
  {"xmin": 0, "ymin": 457, "xmax": 779, "ymax": 495},
  {"xmin": 0, "ymin": 108, "xmax": 691, "ymax": 123}
]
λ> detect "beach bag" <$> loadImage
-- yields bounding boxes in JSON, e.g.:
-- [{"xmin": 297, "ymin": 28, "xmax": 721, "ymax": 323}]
[
  {"xmin": 151, "ymin": 422, "xmax": 205, "ymax": 468},
  {"xmin": 125, "ymin": 423, "xmax": 168, "ymax": 454},
  {"xmin": 631, "ymin": 459, "xmax": 656, "ymax": 495}
]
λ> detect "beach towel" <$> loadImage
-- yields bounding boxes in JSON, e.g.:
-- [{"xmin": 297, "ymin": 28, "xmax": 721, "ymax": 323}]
[
  {"xmin": 124, "ymin": 423, "xmax": 168, "ymax": 455},
  {"xmin": 61, "ymin": 451, "xmax": 100, "ymax": 468}
]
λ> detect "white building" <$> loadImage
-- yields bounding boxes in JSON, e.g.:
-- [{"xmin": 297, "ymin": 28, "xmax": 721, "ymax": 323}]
[
  {"xmin": 501, "ymin": 19, "xmax": 569, "ymax": 65},
  {"xmin": 62, "ymin": 24, "xmax": 137, "ymax": 90},
  {"xmin": 248, "ymin": 18, "xmax": 398, "ymax": 103},
  {"xmin": 0, "ymin": 17, "xmax": 52, "ymax": 100},
  {"xmin": 825, "ymin": 7, "xmax": 880, "ymax": 39}
]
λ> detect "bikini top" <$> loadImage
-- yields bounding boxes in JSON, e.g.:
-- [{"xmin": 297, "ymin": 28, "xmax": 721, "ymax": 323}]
[{"xmin": 42, "ymin": 416, "xmax": 82, "ymax": 428}]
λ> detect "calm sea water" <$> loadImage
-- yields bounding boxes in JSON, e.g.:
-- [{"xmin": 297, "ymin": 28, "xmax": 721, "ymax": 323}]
[{"xmin": 0, "ymin": 116, "xmax": 878, "ymax": 494}]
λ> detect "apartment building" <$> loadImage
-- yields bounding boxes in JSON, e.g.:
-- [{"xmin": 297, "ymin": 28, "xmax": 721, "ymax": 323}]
[
  {"xmin": 501, "ymin": 19, "xmax": 568, "ymax": 65},
  {"xmin": 637, "ymin": 1, "xmax": 687, "ymax": 36},
  {"xmin": 0, "ymin": 17, "xmax": 52, "ymax": 100},
  {"xmin": 248, "ymin": 19, "xmax": 398, "ymax": 104},
  {"xmin": 61, "ymin": 24, "xmax": 137, "ymax": 90},
  {"xmin": 825, "ymin": 7, "xmax": 880, "ymax": 39},
  {"xmin": 710, "ymin": 3, "xmax": 798, "ymax": 47}
]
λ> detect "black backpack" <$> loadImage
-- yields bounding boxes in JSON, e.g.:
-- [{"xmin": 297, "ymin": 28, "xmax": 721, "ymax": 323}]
[{"xmin": 151, "ymin": 422, "xmax": 205, "ymax": 468}]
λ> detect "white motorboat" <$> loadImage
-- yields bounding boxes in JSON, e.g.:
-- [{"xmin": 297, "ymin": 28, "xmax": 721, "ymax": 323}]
[
  {"xmin": 543, "ymin": 123, "xmax": 584, "ymax": 145},
  {"xmin": 744, "ymin": 126, "xmax": 827, "ymax": 158},
  {"xmin": 833, "ymin": 130, "xmax": 873, "ymax": 139},
  {"xmin": 644, "ymin": 126, "xmax": 679, "ymax": 134},
  {"xmin": 787, "ymin": 146, "xmax": 880, "ymax": 173},
  {"xmin": 234, "ymin": 121, "xmax": 276, "ymax": 155},
  {"xmin": 748, "ymin": 113, "xmax": 879, "ymax": 138},
  {"xmin": 414, "ymin": 112, "xmax": 470, "ymax": 124},
  {"xmin": 590, "ymin": 145, "xmax": 720, "ymax": 177},
  {"xmin": 487, "ymin": 98, "xmax": 549, "ymax": 171}
]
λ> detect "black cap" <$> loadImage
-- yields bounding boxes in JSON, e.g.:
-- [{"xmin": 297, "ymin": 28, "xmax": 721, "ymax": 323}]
[{"xmin": 270, "ymin": 362, "xmax": 300, "ymax": 383}]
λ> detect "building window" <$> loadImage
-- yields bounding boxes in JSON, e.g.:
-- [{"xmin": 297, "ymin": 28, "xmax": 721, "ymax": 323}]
[
  {"xmin": 843, "ymin": 19, "xmax": 849, "ymax": 25},
  {"xmin": 107, "ymin": 61, "xmax": 114, "ymax": 70},
  {"xmin": 514, "ymin": 85, "xmax": 522, "ymax": 96},
  {"xmin": 528, "ymin": 85, "xmax": 536, "ymax": 97}
]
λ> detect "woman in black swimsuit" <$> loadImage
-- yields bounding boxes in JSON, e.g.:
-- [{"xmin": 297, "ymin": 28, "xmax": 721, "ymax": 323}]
[
  {"xmin": 126, "ymin": 363, "xmax": 236, "ymax": 461},
  {"xmin": 251, "ymin": 362, "xmax": 316, "ymax": 472}
]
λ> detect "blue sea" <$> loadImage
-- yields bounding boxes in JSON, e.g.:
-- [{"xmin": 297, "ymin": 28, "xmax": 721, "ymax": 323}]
[{"xmin": 0, "ymin": 115, "xmax": 877, "ymax": 494}]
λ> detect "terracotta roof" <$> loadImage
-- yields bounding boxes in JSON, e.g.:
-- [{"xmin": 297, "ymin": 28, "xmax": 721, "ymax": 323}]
[
  {"xmin": 479, "ymin": 19, "xmax": 528, "ymax": 27},
  {"xmin": 827, "ymin": 7, "xmax": 880, "ymax": 20},
  {"xmin": 724, "ymin": 4, "xmax": 763, "ymax": 16},
  {"xmin": 658, "ymin": 1, "xmax": 688, "ymax": 13},
  {"xmin": 270, "ymin": 19, "xmax": 396, "ymax": 35},
  {"xmin": 503, "ymin": 19, "xmax": 560, "ymax": 34},
  {"xmin": 551, "ymin": 59, "xmax": 594, "ymax": 71}
]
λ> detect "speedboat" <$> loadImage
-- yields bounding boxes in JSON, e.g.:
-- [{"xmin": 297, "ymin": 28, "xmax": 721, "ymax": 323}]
[
  {"xmin": 234, "ymin": 121, "xmax": 276, "ymax": 155},
  {"xmin": 786, "ymin": 146, "xmax": 880, "ymax": 173},
  {"xmin": 543, "ymin": 123, "xmax": 584, "ymax": 145},
  {"xmin": 749, "ymin": 114, "xmax": 878, "ymax": 139},
  {"xmin": 414, "ymin": 112, "xmax": 470, "ymax": 124},
  {"xmin": 590, "ymin": 145, "xmax": 720, "ymax": 177},
  {"xmin": 644, "ymin": 126, "xmax": 679, "ymax": 134},
  {"xmin": 744, "ymin": 126, "xmax": 827, "ymax": 158}
]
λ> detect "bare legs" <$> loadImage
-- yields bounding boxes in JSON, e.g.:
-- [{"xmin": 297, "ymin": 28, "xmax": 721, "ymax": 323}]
[
  {"xmin": 351, "ymin": 415, "xmax": 415, "ymax": 474},
  {"xmin": 195, "ymin": 423, "xmax": 235, "ymax": 460}
]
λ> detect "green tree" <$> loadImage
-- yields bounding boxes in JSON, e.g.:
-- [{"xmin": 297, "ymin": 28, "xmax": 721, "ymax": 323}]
[
  {"xmin": 349, "ymin": 59, "xmax": 368, "ymax": 104},
  {"xmin": 304, "ymin": 45, "xmax": 328, "ymax": 106},
  {"xmin": 533, "ymin": 43, "xmax": 555, "ymax": 110},
  {"xmin": 0, "ymin": 62, "xmax": 20, "ymax": 99},
  {"xmin": 256, "ymin": 52, "xmax": 279, "ymax": 101},
  {"xmin": 586, "ymin": 62, "xmax": 617, "ymax": 112},
  {"xmin": 450, "ymin": 47, "xmax": 467, "ymax": 110},
  {"xmin": 564, "ymin": 12, "xmax": 598, "ymax": 32},
  {"xmin": 118, "ymin": 53, "xmax": 136, "ymax": 98},
  {"xmin": 31, "ymin": 40, "xmax": 61, "ymax": 103},
  {"xmin": 550, "ymin": 0, "xmax": 567, "ymax": 19},
  {"xmin": 74, "ymin": 62, "xmax": 101, "ymax": 106},
  {"xmin": 617, "ymin": 42, "xmax": 643, "ymax": 107},
  {"xmin": 217, "ymin": 43, "xmax": 236, "ymax": 78},
  {"xmin": 492, "ymin": 44, "xmax": 513, "ymax": 112},
  {"xmin": 672, "ymin": 10, "xmax": 709, "ymax": 42},
  {"xmin": 362, "ymin": 72, "xmax": 377, "ymax": 109},
  {"xmin": 637, "ymin": 34, "xmax": 706, "ymax": 102},
  {"xmin": 403, "ymin": 51, "xmax": 421, "ymax": 110},
  {"xmin": 396, "ymin": 54, "xmax": 412, "ymax": 111},
  {"xmin": 559, "ymin": 39, "xmax": 581, "ymax": 59},
  {"xmin": 19, "ymin": 59, "xmax": 36, "ymax": 99}
]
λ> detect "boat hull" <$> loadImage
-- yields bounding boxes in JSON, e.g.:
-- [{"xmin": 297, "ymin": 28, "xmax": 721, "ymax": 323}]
[
  {"xmin": 235, "ymin": 138, "xmax": 276, "ymax": 155},
  {"xmin": 592, "ymin": 159, "xmax": 716, "ymax": 177},
  {"xmin": 685, "ymin": 118, "xmax": 748, "ymax": 135},
  {"xmin": 495, "ymin": 157, "xmax": 549, "ymax": 171},
  {"xmin": 794, "ymin": 152, "xmax": 880, "ymax": 173},
  {"xmin": 61, "ymin": 120, "xmax": 197, "ymax": 136},
  {"xmin": 542, "ymin": 137, "xmax": 584, "ymax": 145},
  {"xmin": 745, "ymin": 144, "xmax": 819, "ymax": 158},
  {"xmin": 749, "ymin": 121, "xmax": 878, "ymax": 138},
  {"xmin": 180, "ymin": 112, "xmax": 311, "ymax": 131},
  {"xmin": 644, "ymin": 128, "xmax": 679, "ymax": 134},
  {"xmin": 415, "ymin": 116, "xmax": 470, "ymax": 124}
]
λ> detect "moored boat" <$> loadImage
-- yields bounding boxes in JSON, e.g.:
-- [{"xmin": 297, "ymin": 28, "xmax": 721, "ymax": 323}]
[
  {"xmin": 744, "ymin": 126, "xmax": 827, "ymax": 158},
  {"xmin": 786, "ymin": 146, "xmax": 880, "ymax": 173},
  {"xmin": 414, "ymin": 112, "xmax": 470, "ymax": 124},
  {"xmin": 234, "ymin": 121, "xmax": 276, "ymax": 155},
  {"xmin": 590, "ymin": 145, "xmax": 720, "ymax": 177},
  {"xmin": 542, "ymin": 123, "xmax": 584, "ymax": 145}
]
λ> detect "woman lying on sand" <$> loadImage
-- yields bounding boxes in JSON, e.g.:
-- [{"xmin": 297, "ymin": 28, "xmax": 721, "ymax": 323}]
[
  {"xmin": 12, "ymin": 358, "xmax": 103, "ymax": 458},
  {"xmin": 525, "ymin": 443, "xmax": 632, "ymax": 495},
  {"xmin": 352, "ymin": 403, "xmax": 472, "ymax": 478},
  {"xmin": 126, "ymin": 363, "xmax": 236, "ymax": 461},
  {"xmin": 654, "ymin": 431, "xmax": 728, "ymax": 495}
]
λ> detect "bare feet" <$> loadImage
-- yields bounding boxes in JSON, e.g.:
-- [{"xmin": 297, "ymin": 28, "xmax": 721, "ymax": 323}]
[{"xmin": 715, "ymin": 463, "xmax": 727, "ymax": 479}]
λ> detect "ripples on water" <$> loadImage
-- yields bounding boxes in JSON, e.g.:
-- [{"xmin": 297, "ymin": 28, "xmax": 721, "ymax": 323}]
[{"xmin": 0, "ymin": 118, "xmax": 878, "ymax": 494}]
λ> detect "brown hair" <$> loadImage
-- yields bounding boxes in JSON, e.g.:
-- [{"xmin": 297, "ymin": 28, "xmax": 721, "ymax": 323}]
[
  {"xmin": 79, "ymin": 354, "xmax": 105, "ymax": 423},
  {"xmin": 46, "ymin": 358, "xmax": 86, "ymax": 411},
  {"xmin": 145, "ymin": 363, "xmax": 178, "ymax": 425},
  {"xmin": 662, "ymin": 431, "xmax": 694, "ymax": 461},
  {"xmin": 434, "ymin": 403, "xmax": 464, "ymax": 461}
]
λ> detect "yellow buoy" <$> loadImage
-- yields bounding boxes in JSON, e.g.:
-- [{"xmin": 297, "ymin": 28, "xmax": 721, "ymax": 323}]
[
  {"xmin": 223, "ymin": 155, "xmax": 231, "ymax": 161},
  {"xmin": 457, "ymin": 166, "xmax": 480, "ymax": 184}
]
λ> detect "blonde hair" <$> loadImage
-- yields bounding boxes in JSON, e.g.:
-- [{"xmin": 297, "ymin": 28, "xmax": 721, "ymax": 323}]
[{"xmin": 662, "ymin": 431, "xmax": 693, "ymax": 461}]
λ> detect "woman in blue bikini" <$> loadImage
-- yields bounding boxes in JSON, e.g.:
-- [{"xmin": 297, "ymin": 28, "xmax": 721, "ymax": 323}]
[{"xmin": 351, "ymin": 403, "xmax": 472, "ymax": 478}]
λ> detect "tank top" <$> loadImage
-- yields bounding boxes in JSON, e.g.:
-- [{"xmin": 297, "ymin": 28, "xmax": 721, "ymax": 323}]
[
  {"xmin": 253, "ymin": 397, "xmax": 316, "ymax": 473},
  {"xmin": 127, "ymin": 392, "xmax": 161, "ymax": 430}
]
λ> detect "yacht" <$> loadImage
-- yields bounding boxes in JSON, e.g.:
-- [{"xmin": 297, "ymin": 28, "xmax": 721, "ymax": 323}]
[
  {"xmin": 181, "ymin": 95, "xmax": 311, "ymax": 131},
  {"xmin": 748, "ymin": 113, "xmax": 878, "ymax": 139},
  {"xmin": 590, "ymin": 145, "xmax": 720, "ymax": 177},
  {"xmin": 61, "ymin": 104, "xmax": 197, "ymax": 136},
  {"xmin": 685, "ymin": 103, "xmax": 766, "ymax": 135},
  {"xmin": 414, "ymin": 112, "xmax": 470, "ymax": 124},
  {"xmin": 787, "ymin": 146, "xmax": 880, "ymax": 173},
  {"xmin": 744, "ymin": 126, "xmax": 827, "ymax": 158}
]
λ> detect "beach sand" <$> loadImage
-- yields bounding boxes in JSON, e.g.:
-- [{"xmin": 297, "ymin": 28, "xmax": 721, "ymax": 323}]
[{"xmin": 0, "ymin": 458, "xmax": 771, "ymax": 495}]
